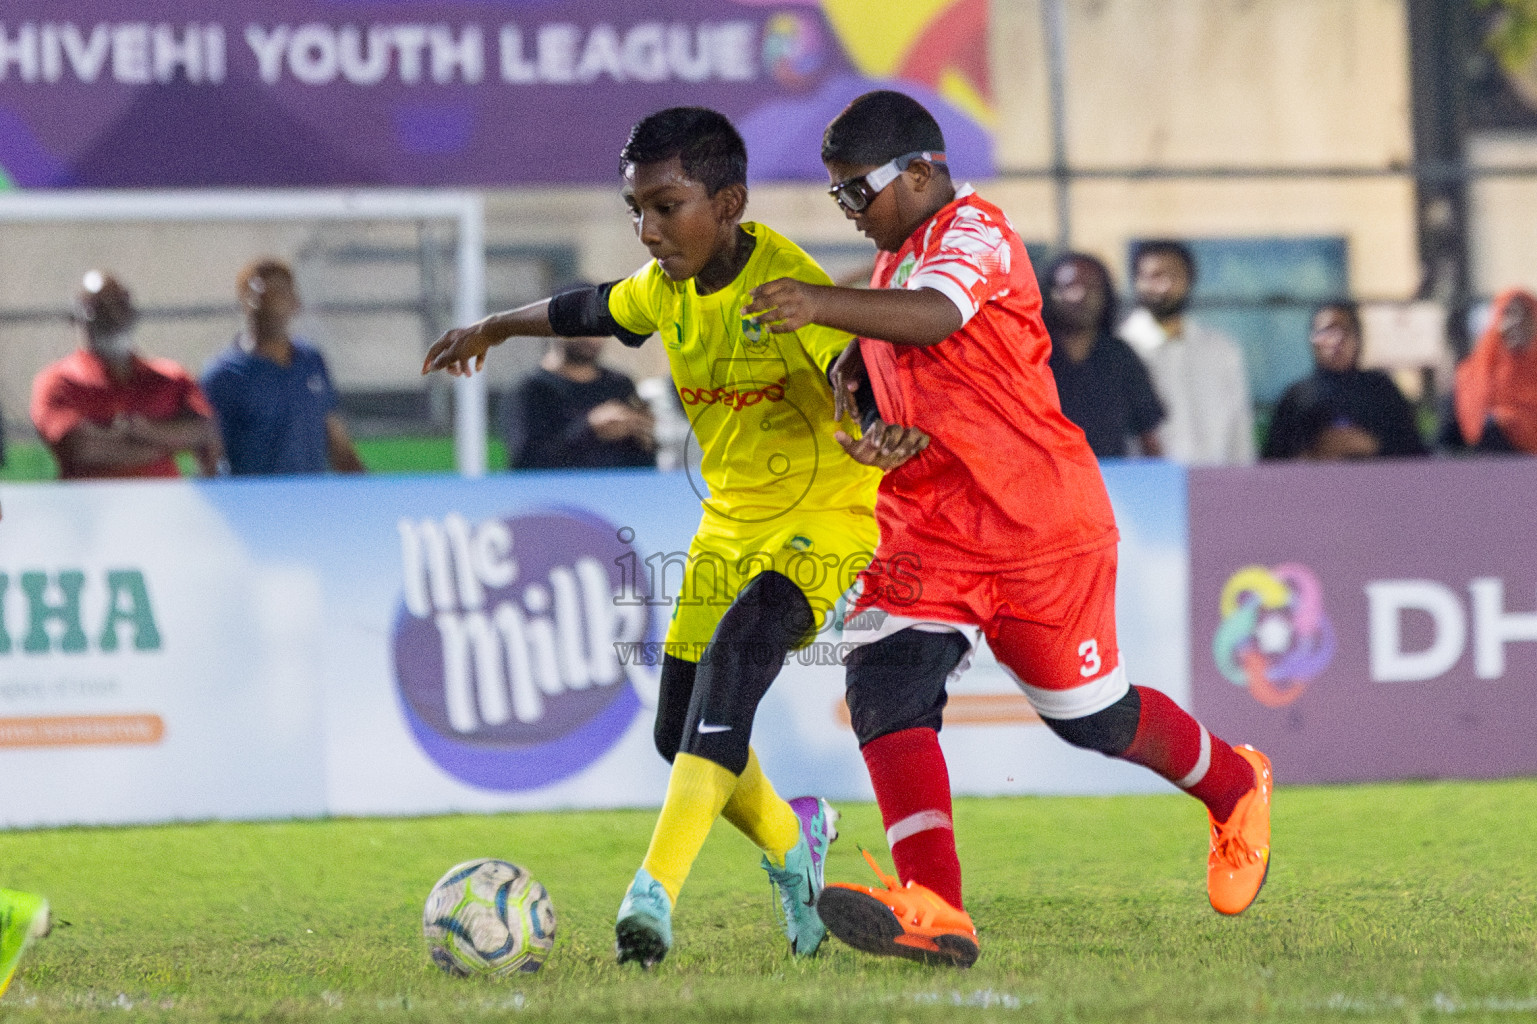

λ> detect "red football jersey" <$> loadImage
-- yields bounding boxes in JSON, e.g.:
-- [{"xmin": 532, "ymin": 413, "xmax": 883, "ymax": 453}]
[
  {"xmin": 31, "ymin": 349, "xmax": 212, "ymax": 480},
  {"xmin": 860, "ymin": 186, "xmax": 1117, "ymax": 571}
]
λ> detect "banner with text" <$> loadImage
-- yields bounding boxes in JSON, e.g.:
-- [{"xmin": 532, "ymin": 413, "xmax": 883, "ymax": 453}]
[
  {"xmin": 0, "ymin": 0, "xmax": 994, "ymax": 188},
  {"xmin": 0, "ymin": 460, "xmax": 1183, "ymax": 828},
  {"xmin": 1190, "ymin": 460, "xmax": 1537, "ymax": 785}
]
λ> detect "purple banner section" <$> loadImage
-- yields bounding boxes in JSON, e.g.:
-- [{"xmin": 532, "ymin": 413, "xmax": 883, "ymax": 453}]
[
  {"xmin": 0, "ymin": 0, "xmax": 994, "ymax": 188},
  {"xmin": 1191, "ymin": 460, "xmax": 1537, "ymax": 785}
]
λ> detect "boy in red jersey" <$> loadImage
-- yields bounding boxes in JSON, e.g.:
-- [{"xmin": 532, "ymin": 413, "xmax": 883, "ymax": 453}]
[{"xmin": 745, "ymin": 91, "xmax": 1272, "ymax": 967}]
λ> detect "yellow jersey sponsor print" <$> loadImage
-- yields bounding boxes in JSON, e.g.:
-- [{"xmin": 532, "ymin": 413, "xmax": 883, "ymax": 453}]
[{"xmin": 608, "ymin": 222, "xmax": 879, "ymax": 525}]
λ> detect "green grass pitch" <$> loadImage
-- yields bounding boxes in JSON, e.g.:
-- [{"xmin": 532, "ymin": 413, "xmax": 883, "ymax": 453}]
[{"xmin": 1, "ymin": 780, "xmax": 1535, "ymax": 1023}]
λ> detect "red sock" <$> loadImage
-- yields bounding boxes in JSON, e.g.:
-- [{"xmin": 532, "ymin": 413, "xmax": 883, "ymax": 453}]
[
  {"xmin": 1119, "ymin": 686, "xmax": 1256, "ymax": 823},
  {"xmin": 860, "ymin": 727, "xmax": 964, "ymax": 910}
]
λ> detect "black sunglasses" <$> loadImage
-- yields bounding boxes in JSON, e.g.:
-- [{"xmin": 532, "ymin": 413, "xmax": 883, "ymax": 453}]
[{"xmin": 827, "ymin": 150, "xmax": 947, "ymax": 213}]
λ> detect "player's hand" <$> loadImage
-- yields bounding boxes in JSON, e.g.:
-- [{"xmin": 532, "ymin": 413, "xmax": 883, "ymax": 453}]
[
  {"xmin": 835, "ymin": 418, "xmax": 930, "ymax": 471},
  {"xmin": 828, "ymin": 338, "xmax": 866, "ymax": 422},
  {"xmin": 743, "ymin": 278, "xmax": 823, "ymax": 335},
  {"xmin": 423, "ymin": 321, "xmax": 502, "ymax": 377}
]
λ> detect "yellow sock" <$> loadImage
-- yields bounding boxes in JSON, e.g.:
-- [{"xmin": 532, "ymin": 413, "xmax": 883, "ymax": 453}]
[
  {"xmin": 641, "ymin": 753, "xmax": 738, "ymax": 904},
  {"xmin": 720, "ymin": 748, "xmax": 802, "ymax": 868}
]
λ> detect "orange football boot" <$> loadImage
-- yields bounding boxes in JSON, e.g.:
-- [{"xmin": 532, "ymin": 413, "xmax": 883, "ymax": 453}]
[
  {"xmin": 816, "ymin": 849, "xmax": 979, "ymax": 967},
  {"xmin": 1207, "ymin": 744, "xmax": 1273, "ymax": 915}
]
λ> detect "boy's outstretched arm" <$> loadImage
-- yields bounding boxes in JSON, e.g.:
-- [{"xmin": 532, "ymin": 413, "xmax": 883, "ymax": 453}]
[
  {"xmin": 744, "ymin": 279, "xmax": 961, "ymax": 349},
  {"xmin": 423, "ymin": 299, "xmax": 555, "ymax": 377}
]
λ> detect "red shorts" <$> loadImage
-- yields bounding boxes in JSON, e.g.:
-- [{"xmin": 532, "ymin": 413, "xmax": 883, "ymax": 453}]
[{"xmin": 845, "ymin": 542, "xmax": 1127, "ymax": 719}]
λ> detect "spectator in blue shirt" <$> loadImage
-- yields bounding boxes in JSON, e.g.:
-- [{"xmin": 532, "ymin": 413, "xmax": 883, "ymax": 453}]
[{"xmin": 202, "ymin": 259, "xmax": 365, "ymax": 476}]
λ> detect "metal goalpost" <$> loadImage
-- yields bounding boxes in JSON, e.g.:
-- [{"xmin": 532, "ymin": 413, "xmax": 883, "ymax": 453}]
[{"xmin": 0, "ymin": 189, "xmax": 489, "ymax": 477}]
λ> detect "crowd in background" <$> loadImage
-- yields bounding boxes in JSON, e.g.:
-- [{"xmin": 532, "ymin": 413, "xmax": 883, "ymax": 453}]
[
  {"xmin": 27, "ymin": 259, "xmax": 366, "ymax": 481},
  {"xmin": 16, "ymin": 243, "xmax": 1537, "ymax": 482},
  {"xmin": 1039, "ymin": 240, "xmax": 1537, "ymax": 465}
]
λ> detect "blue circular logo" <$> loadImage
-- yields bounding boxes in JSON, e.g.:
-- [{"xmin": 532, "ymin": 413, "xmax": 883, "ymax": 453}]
[{"xmin": 392, "ymin": 510, "xmax": 655, "ymax": 791}]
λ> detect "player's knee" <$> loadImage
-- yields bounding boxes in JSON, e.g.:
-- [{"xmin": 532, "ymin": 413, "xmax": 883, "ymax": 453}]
[
  {"xmin": 716, "ymin": 570, "xmax": 814, "ymax": 652},
  {"xmin": 848, "ymin": 697, "xmax": 942, "ymax": 748},
  {"xmin": 1039, "ymin": 687, "xmax": 1142, "ymax": 756},
  {"xmin": 845, "ymin": 628, "xmax": 968, "ymax": 747}
]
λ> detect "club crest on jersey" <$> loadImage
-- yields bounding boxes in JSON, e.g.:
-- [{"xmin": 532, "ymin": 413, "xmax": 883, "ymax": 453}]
[
  {"xmin": 892, "ymin": 253, "xmax": 919, "ymax": 288},
  {"xmin": 741, "ymin": 316, "xmax": 771, "ymax": 351}
]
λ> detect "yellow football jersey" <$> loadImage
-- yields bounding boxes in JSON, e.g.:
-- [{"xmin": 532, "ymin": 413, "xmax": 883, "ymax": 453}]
[{"xmin": 608, "ymin": 222, "xmax": 879, "ymax": 525}]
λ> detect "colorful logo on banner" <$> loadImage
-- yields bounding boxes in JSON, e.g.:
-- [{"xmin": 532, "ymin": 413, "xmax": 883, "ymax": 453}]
[
  {"xmin": 392, "ymin": 510, "xmax": 654, "ymax": 791},
  {"xmin": 761, "ymin": 12, "xmax": 827, "ymax": 90},
  {"xmin": 1213, "ymin": 563, "xmax": 1336, "ymax": 707}
]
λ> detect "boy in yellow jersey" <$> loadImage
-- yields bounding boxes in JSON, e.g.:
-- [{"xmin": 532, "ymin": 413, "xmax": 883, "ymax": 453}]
[{"xmin": 423, "ymin": 107, "xmax": 928, "ymax": 967}]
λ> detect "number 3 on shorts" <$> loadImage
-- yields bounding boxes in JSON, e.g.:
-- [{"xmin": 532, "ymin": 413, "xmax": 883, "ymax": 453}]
[{"xmin": 1077, "ymin": 638, "xmax": 1101, "ymax": 678}]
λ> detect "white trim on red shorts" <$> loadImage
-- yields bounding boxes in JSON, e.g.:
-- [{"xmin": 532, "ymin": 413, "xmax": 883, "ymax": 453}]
[
  {"xmin": 840, "ymin": 599, "xmax": 1133, "ymax": 722},
  {"xmin": 1000, "ymin": 662, "xmax": 1132, "ymax": 721},
  {"xmin": 838, "ymin": 606, "xmax": 983, "ymax": 689}
]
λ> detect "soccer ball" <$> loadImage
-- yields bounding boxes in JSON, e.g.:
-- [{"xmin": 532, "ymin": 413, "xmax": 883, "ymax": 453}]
[{"xmin": 423, "ymin": 859, "xmax": 556, "ymax": 976}]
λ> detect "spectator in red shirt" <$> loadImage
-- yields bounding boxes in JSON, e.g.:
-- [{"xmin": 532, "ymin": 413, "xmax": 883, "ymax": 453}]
[
  {"xmin": 30, "ymin": 271, "xmax": 220, "ymax": 480},
  {"xmin": 1449, "ymin": 288, "xmax": 1537, "ymax": 454}
]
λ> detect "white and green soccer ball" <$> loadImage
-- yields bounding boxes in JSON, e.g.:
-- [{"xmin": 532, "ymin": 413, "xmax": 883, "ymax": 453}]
[{"xmin": 423, "ymin": 859, "xmax": 556, "ymax": 976}]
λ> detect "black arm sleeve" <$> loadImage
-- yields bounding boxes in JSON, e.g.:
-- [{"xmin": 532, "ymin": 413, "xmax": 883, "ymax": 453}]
[{"xmin": 547, "ymin": 282, "xmax": 651, "ymax": 348}]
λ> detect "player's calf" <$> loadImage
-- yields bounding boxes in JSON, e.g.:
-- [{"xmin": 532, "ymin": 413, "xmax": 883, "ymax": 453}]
[
  {"xmin": 1035, "ymin": 683, "xmax": 1273, "ymax": 915},
  {"xmin": 844, "ymin": 629, "xmax": 972, "ymax": 910}
]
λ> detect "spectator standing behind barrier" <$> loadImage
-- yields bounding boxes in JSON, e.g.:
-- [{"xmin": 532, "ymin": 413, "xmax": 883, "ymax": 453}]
[
  {"xmin": 1119, "ymin": 240, "xmax": 1256, "ymax": 465},
  {"xmin": 1442, "ymin": 288, "xmax": 1537, "ymax": 454},
  {"xmin": 501, "ymin": 334, "xmax": 656, "ymax": 470},
  {"xmin": 201, "ymin": 259, "xmax": 365, "ymax": 476},
  {"xmin": 30, "ymin": 271, "xmax": 219, "ymax": 480},
  {"xmin": 1043, "ymin": 252, "xmax": 1165, "ymax": 459},
  {"xmin": 1262, "ymin": 302, "xmax": 1427, "ymax": 460}
]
